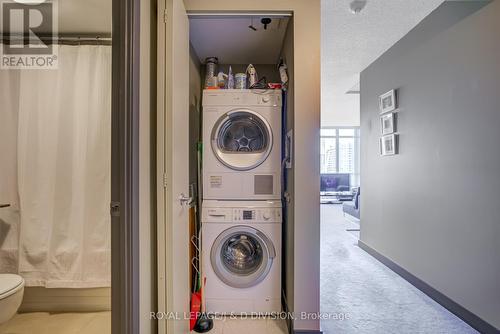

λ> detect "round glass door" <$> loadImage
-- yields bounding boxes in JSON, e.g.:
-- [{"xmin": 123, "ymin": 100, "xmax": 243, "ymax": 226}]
[
  {"xmin": 211, "ymin": 226, "xmax": 275, "ymax": 288},
  {"xmin": 211, "ymin": 110, "xmax": 273, "ymax": 171}
]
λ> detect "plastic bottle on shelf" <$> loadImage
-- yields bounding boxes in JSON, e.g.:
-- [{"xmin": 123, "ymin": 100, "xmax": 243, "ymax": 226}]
[
  {"xmin": 217, "ymin": 72, "xmax": 228, "ymax": 89},
  {"xmin": 235, "ymin": 73, "xmax": 247, "ymax": 89},
  {"xmin": 227, "ymin": 66, "xmax": 235, "ymax": 89},
  {"xmin": 204, "ymin": 57, "xmax": 218, "ymax": 88}
]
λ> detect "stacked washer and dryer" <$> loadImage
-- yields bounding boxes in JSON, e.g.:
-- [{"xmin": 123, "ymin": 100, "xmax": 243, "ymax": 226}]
[{"xmin": 201, "ymin": 89, "xmax": 283, "ymax": 314}]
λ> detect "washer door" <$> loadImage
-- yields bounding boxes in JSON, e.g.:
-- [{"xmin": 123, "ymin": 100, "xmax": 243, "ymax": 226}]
[
  {"xmin": 211, "ymin": 109, "xmax": 273, "ymax": 171},
  {"xmin": 211, "ymin": 225, "xmax": 276, "ymax": 288}
]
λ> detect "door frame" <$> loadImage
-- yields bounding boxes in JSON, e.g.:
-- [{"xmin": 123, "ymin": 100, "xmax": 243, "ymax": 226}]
[
  {"xmin": 156, "ymin": 7, "xmax": 296, "ymax": 333},
  {"xmin": 157, "ymin": 0, "xmax": 191, "ymax": 332},
  {"xmin": 156, "ymin": 1, "xmax": 167, "ymax": 333},
  {"xmin": 111, "ymin": 0, "xmax": 141, "ymax": 333}
]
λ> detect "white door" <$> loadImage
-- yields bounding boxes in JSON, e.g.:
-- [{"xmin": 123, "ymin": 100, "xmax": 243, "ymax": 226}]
[{"xmin": 157, "ymin": 0, "xmax": 190, "ymax": 333}]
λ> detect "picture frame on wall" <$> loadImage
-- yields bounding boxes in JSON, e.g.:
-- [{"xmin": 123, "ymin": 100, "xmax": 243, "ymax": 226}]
[
  {"xmin": 379, "ymin": 89, "xmax": 397, "ymax": 114},
  {"xmin": 380, "ymin": 112, "xmax": 396, "ymax": 135},
  {"xmin": 380, "ymin": 134, "xmax": 398, "ymax": 156}
]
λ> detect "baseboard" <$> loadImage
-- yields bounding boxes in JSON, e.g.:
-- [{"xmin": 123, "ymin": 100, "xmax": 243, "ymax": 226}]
[
  {"xmin": 19, "ymin": 287, "xmax": 111, "ymax": 313},
  {"xmin": 358, "ymin": 240, "xmax": 499, "ymax": 334},
  {"xmin": 281, "ymin": 289, "xmax": 293, "ymax": 334},
  {"xmin": 282, "ymin": 291, "xmax": 323, "ymax": 334}
]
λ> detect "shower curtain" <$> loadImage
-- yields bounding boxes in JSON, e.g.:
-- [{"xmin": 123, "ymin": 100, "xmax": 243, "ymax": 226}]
[
  {"xmin": 0, "ymin": 66, "xmax": 20, "ymax": 274},
  {"xmin": 1, "ymin": 45, "xmax": 112, "ymax": 288}
]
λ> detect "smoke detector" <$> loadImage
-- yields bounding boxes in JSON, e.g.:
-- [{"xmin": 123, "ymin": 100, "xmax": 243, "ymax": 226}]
[{"xmin": 350, "ymin": 0, "xmax": 367, "ymax": 14}]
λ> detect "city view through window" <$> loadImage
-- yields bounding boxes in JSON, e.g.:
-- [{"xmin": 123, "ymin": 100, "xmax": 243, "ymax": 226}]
[{"xmin": 320, "ymin": 128, "xmax": 360, "ymax": 188}]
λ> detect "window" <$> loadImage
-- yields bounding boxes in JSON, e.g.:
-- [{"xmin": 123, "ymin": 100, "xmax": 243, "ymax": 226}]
[
  {"xmin": 320, "ymin": 127, "xmax": 360, "ymax": 187},
  {"xmin": 320, "ymin": 137, "xmax": 337, "ymax": 173}
]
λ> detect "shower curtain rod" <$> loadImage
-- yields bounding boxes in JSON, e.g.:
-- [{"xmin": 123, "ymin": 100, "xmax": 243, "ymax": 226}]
[{"xmin": 1, "ymin": 34, "xmax": 112, "ymax": 45}]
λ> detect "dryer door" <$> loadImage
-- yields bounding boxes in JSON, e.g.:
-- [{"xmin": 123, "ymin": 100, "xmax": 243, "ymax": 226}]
[
  {"xmin": 211, "ymin": 109, "xmax": 273, "ymax": 171},
  {"xmin": 211, "ymin": 225, "xmax": 275, "ymax": 288}
]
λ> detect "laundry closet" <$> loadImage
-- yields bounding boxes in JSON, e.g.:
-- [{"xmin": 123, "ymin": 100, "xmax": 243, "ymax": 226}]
[{"xmin": 185, "ymin": 13, "xmax": 294, "ymax": 331}]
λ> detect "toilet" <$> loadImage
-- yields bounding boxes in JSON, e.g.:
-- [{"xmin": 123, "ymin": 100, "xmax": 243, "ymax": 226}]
[{"xmin": 0, "ymin": 274, "xmax": 25, "ymax": 324}]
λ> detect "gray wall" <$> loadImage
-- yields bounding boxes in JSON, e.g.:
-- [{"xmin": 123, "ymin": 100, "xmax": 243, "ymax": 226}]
[
  {"xmin": 189, "ymin": 44, "xmax": 202, "ymax": 187},
  {"xmin": 360, "ymin": 1, "xmax": 499, "ymax": 330}
]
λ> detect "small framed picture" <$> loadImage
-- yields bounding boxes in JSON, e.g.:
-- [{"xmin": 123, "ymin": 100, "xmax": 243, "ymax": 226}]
[
  {"xmin": 380, "ymin": 134, "xmax": 398, "ymax": 156},
  {"xmin": 380, "ymin": 112, "xmax": 396, "ymax": 135},
  {"xmin": 379, "ymin": 89, "xmax": 397, "ymax": 114}
]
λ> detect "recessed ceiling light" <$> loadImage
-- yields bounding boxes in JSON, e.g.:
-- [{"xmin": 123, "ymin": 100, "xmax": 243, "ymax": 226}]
[{"xmin": 350, "ymin": 0, "xmax": 367, "ymax": 14}]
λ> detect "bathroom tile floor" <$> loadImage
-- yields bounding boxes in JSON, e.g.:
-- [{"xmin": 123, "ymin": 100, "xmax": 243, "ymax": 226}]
[
  {"xmin": 0, "ymin": 312, "xmax": 288, "ymax": 334},
  {"xmin": 0, "ymin": 311, "xmax": 110, "ymax": 334}
]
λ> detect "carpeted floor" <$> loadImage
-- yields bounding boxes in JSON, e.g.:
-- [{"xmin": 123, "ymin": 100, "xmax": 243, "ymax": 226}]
[{"xmin": 320, "ymin": 204, "xmax": 477, "ymax": 334}]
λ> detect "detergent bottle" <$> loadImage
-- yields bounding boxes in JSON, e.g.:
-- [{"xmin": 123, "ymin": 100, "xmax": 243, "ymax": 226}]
[{"xmin": 217, "ymin": 71, "xmax": 228, "ymax": 89}]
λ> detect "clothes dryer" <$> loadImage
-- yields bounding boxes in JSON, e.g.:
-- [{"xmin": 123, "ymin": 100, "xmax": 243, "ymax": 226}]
[{"xmin": 202, "ymin": 90, "xmax": 282, "ymax": 200}]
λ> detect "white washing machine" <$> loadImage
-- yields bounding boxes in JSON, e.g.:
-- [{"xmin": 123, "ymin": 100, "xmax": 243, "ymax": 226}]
[
  {"xmin": 202, "ymin": 90, "xmax": 282, "ymax": 200},
  {"xmin": 202, "ymin": 200, "xmax": 282, "ymax": 314}
]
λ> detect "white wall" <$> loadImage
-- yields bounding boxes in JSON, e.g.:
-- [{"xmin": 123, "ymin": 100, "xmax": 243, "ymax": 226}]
[
  {"xmin": 321, "ymin": 93, "xmax": 360, "ymax": 128},
  {"xmin": 184, "ymin": 1, "xmax": 321, "ymax": 331}
]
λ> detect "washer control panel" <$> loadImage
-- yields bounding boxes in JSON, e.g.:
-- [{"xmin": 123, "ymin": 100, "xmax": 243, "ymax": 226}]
[
  {"xmin": 202, "ymin": 201, "xmax": 283, "ymax": 223},
  {"xmin": 233, "ymin": 208, "xmax": 281, "ymax": 223}
]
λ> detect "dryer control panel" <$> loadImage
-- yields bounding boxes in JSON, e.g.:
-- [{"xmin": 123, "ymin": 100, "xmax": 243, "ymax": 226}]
[{"xmin": 203, "ymin": 90, "xmax": 282, "ymax": 108}]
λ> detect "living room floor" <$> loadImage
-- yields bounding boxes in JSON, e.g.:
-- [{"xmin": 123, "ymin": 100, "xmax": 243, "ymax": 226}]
[{"xmin": 320, "ymin": 204, "xmax": 477, "ymax": 334}]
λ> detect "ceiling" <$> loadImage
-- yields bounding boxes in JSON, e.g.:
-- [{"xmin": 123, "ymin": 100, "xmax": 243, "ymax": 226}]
[
  {"xmin": 321, "ymin": 0, "xmax": 445, "ymax": 127},
  {"xmin": 189, "ymin": 17, "xmax": 290, "ymax": 64},
  {"xmin": 0, "ymin": 0, "xmax": 111, "ymax": 35}
]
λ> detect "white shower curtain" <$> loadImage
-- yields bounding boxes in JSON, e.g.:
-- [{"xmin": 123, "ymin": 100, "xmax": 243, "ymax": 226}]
[
  {"xmin": 0, "ymin": 67, "xmax": 21, "ymax": 274},
  {"xmin": 8, "ymin": 45, "xmax": 112, "ymax": 288}
]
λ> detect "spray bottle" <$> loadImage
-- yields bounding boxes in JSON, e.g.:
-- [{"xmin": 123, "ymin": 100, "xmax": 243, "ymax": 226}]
[{"xmin": 227, "ymin": 66, "xmax": 235, "ymax": 89}]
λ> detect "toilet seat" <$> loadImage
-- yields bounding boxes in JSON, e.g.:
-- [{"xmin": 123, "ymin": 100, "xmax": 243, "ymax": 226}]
[{"xmin": 0, "ymin": 274, "xmax": 24, "ymax": 299}]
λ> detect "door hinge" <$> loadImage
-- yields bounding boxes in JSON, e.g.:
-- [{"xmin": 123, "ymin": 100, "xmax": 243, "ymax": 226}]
[
  {"xmin": 163, "ymin": 173, "xmax": 168, "ymax": 188},
  {"xmin": 163, "ymin": 9, "xmax": 168, "ymax": 23},
  {"xmin": 110, "ymin": 201, "xmax": 120, "ymax": 217}
]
